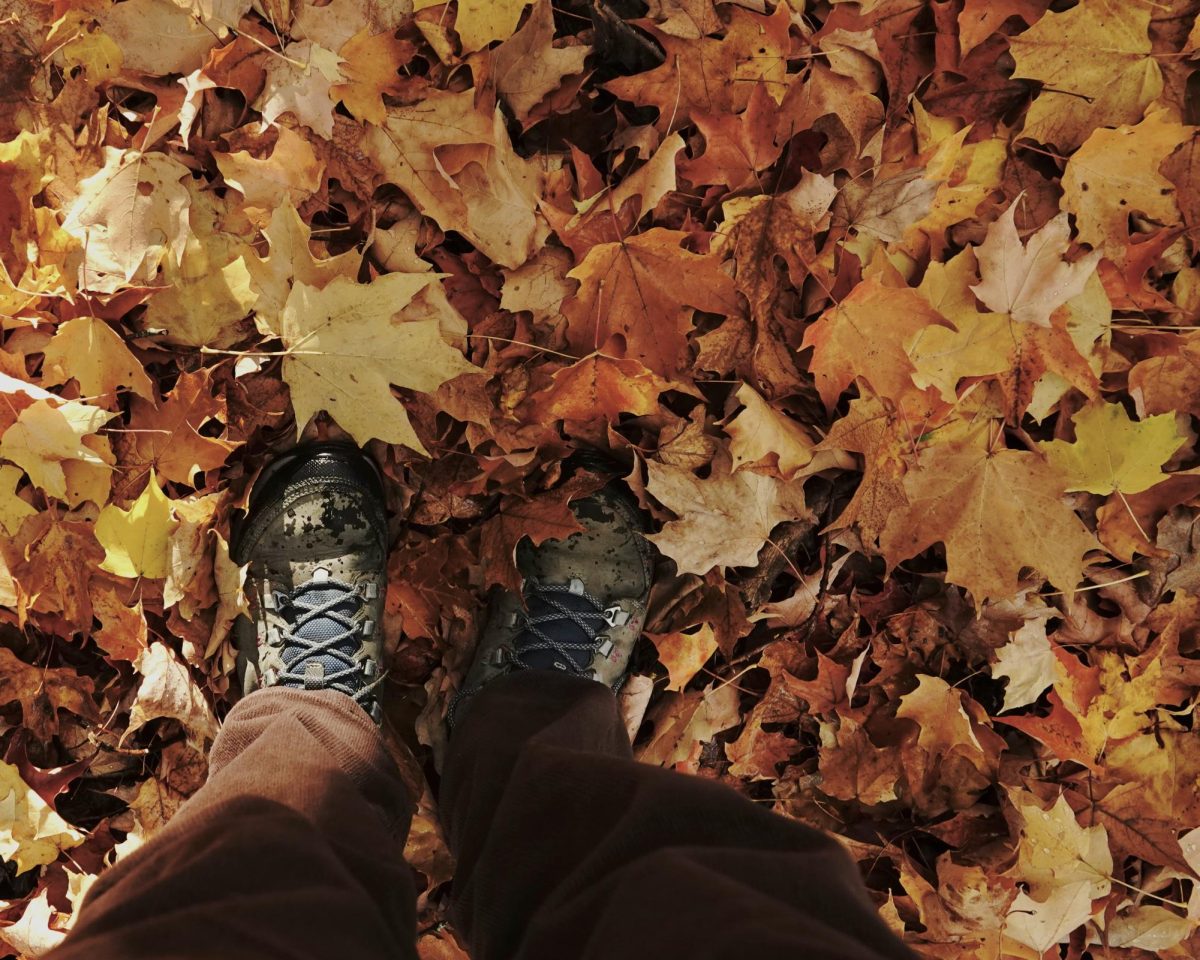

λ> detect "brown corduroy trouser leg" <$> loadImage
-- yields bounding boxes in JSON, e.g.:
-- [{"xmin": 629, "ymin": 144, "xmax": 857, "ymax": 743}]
[{"xmin": 51, "ymin": 673, "xmax": 914, "ymax": 960}]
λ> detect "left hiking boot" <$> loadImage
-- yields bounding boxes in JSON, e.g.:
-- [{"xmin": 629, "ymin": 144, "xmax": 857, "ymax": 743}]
[
  {"xmin": 232, "ymin": 442, "xmax": 389, "ymax": 722},
  {"xmin": 449, "ymin": 473, "xmax": 654, "ymax": 728}
]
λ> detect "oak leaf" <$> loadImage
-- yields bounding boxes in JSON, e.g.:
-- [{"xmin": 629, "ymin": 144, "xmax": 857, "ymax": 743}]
[
  {"xmin": 970, "ymin": 201, "xmax": 1101, "ymax": 328},
  {"xmin": 1009, "ymin": 0, "xmax": 1162, "ymax": 151},
  {"xmin": 563, "ymin": 229, "xmax": 737, "ymax": 378},
  {"xmin": 269, "ymin": 274, "xmax": 481, "ymax": 453},
  {"xmin": 878, "ymin": 429, "xmax": 1097, "ymax": 603},
  {"xmin": 96, "ymin": 468, "xmax": 177, "ymax": 580},
  {"xmin": 1040, "ymin": 401, "xmax": 1185, "ymax": 495},
  {"xmin": 645, "ymin": 459, "xmax": 811, "ymax": 575}
]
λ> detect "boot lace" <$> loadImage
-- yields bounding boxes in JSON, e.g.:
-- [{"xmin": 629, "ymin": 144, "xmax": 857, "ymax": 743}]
[
  {"xmin": 273, "ymin": 575, "xmax": 382, "ymax": 708},
  {"xmin": 447, "ymin": 578, "xmax": 616, "ymax": 728}
]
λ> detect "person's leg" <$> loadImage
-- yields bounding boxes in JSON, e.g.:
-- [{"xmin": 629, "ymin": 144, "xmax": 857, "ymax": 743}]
[
  {"xmin": 443, "ymin": 671, "xmax": 913, "ymax": 960},
  {"xmin": 54, "ymin": 443, "xmax": 412, "ymax": 960},
  {"xmin": 50, "ymin": 687, "xmax": 417, "ymax": 960}
]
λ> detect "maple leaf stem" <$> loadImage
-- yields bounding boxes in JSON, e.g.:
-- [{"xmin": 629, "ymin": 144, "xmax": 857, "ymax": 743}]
[
  {"xmin": 1041, "ymin": 569, "xmax": 1148, "ymax": 597},
  {"xmin": 466, "ymin": 334, "xmax": 579, "ymax": 360},
  {"xmin": 1114, "ymin": 488, "xmax": 1151, "ymax": 545},
  {"xmin": 764, "ymin": 534, "xmax": 805, "ymax": 583}
]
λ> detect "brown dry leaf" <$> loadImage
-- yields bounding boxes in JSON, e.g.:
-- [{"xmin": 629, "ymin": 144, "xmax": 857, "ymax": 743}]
[
  {"xmin": 486, "ymin": 0, "xmax": 589, "ymax": 125},
  {"xmin": 879, "ymin": 428, "xmax": 1097, "ymax": 603},
  {"xmin": 605, "ymin": 5, "xmax": 791, "ymax": 133},
  {"xmin": 0, "ymin": 647, "xmax": 97, "ymax": 742},
  {"xmin": 801, "ymin": 277, "xmax": 952, "ymax": 411},
  {"xmin": 527, "ymin": 354, "xmax": 673, "ymax": 423},
  {"xmin": 362, "ymin": 89, "xmax": 546, "ymax": 268},
  {"xmin": 478, "ymin": 487, "xmax": 585, "ymax": 592},
  {"xmin": 119, "ymin": 370, "xmax": 240, "ymax": 487},
  {"xmin": 562, "ymin": 228, "xmax": 738, "ymax": 378},
  {"xmin": 646, "ymin": 624, "xmax": 719, "ymax": 691},
  {"xmin": 126, "ymin": 641, "xmax": 219, "ymax": 747},
  {"xmin": 645, "ymin": 458, "xmax": 811, "ymax": 575},
  {"xmin": 1061, "ymin": 111, "xmax": 1193, "ymax": 261},
  {"xmin": 725, "ymin": 384, "xmax": 816, "ymax": 478},
  {"xmin": 267, "ymin": 274, "xmax": 481, "ymax": 452},
  {"xmin": 332, "ymin": 29, "xmax": 415, "ymax": 125},
  {"xmin": 638, "ymin": 682, "xmax": 741, "ymax": 770}
]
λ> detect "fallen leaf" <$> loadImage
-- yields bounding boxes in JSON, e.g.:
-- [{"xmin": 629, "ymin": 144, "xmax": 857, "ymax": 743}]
[
  {"xmin": 0, "ymin": 398, "xmax": 115, "ymax": 500},
  {"xmin": 563, "ymin": 228, "xmax": 738, "ymax": 378},
  {"xmin": 0, "ymin": 647, "xmax": 97, "ymax": 742},
  {"xmin": 332, "ymin": 28, "xmax": 415, "ymax": 125},
  {"xmin": 1040, "ymin": 401, "xmax": 1185, "ymax": 495},
  {"xmin": 126, "ymin": 641, "xmax": 219, "ymax": 747},
  {"xmin": 41, "ymin": 316, "xmax": 154, "ymax": 402},
  {"xmin": 646, "ymin": 624, "xmax": 719, "ymax": 691},
  {"xmin": 95, "ymin": 468, "xmax": 177, "ymax": 580},
  {"xmin": 269, "ymin": 274, "xmax": 481, "ymax": 452},
  {"xmin": 992, "ymin": 620, "xmax": 1056, "ymax": 712},
  {"xmin": 645, "ymin": 459, "xmax": 811, "ymax": 575},
  {"xmin": 879, "ymin": 428, "xmax": 1097, "ymax": 603},
  {"xmin": 0, "ymin": 464, "xmax": 36, "ymax": 535},
  {"xmin": 61, "ymin": 148, "xmax": 191, "ymax": 289},
  {"xmin": 970, "ymin": 200, "xmax": 1101, "ymax": 328},
  {"xmin": 1009, "ymin": 0, "xmax": 1162, "ymax": 151}
]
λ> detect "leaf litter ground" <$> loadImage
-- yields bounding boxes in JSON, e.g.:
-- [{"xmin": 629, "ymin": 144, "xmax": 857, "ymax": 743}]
[{"xmin": 2, "ymin": 0, "xmax": 1200, "ymax": 957}]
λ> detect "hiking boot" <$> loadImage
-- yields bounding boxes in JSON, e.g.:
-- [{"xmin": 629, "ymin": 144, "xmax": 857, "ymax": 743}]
[
  {"xmin": 232, "ymin": 442, "xmax": 389, "ymax": 722},
  {"xmin": 449, "ymin": 475, "xmax": 654, "ymax": 727}
]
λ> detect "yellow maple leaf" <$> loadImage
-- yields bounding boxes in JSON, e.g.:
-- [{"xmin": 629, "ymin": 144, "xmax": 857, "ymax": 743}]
[
  {"xmin": 415, "ymin": 0, "xmax": 531, "ymax": 53},
  {"xmin": 1040, "ymin": 401, "xmax": 1185, "ymax": 495},
  {"xmin": 0, "ymin": 398, "xmax": 115, "ymax": 500},
  {"xmin": 270, "ymin": 274, "xmax": 482, "ymax": 453},
  {"xmin": 0, "ymin": 759, "xmax": 84, "ymax": 874},
  {"xmin": 95, "ymin": 468, "xmax": 177, "ymax": 579},
  {"xmin": 1010, "ymin": 0, "xmax": 1161, "ymax": 151},
  {"xmin": 41, "ymin": 316, "xmax": 154, "ymax": 402},
  {"xmin": 0, "ymin": 465, "xmax": 36, "ymax": 536}
]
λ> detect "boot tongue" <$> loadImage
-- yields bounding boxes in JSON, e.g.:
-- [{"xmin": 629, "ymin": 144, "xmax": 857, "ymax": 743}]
[{"xmin": 517, "ymin": 591, "xmax": 600, "ymax": 672}]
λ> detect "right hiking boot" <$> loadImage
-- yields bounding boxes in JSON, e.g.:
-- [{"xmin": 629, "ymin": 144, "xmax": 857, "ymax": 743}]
[
  {"xmin": 232, "ymin": 442, "xmax": 389, "ymax": 722},
  {"xmin": 449, "ymin": 475, "xmax": 654, "ymax": 728}
]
